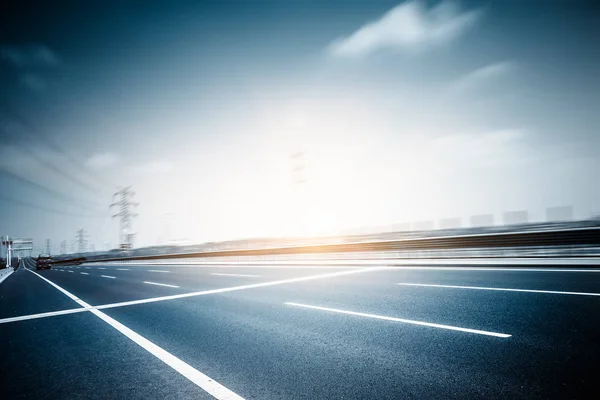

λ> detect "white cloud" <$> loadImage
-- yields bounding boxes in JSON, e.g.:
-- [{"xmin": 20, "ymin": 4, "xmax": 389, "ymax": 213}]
[
  {"xmin": 86, "ymin": 152, "xmax": 119, "ymax": 169},
  {"xmin": 448, "ymin": 61, "xmax": 516, "ymax": 92},
  {"xmin": 130, "ymin": 160, "xmax": 173, "ymax": 175},
  {"xmin": 0, "ymin": 44, "xmax": 60, "ymax": 68},
  {"xmin": 329, "ymin": 0, "xmax": 481, "ymax": 57}
]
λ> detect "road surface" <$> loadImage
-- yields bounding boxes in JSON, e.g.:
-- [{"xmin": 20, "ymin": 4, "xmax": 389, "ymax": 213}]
[{"xmin": 1, "ymin": 258, "xmax": 599, "ymax": 399}]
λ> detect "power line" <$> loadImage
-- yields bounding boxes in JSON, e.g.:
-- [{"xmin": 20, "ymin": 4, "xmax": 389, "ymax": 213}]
[
  {"xmin": 0, "ymin": 104, "xmax": 113, "ymax": 196},
  {"xmin": 0, "ymin": 193, "xmax": 107, "ymax": 218},
  {"xmin": 0, "ymin": 170, "xmax": 105, "ymax": 213}
]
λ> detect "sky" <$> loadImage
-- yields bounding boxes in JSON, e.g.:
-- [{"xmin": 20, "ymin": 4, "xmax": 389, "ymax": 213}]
[{"xmin": 0, "ymin": 0, "xmax": 599, "ymax": 252}]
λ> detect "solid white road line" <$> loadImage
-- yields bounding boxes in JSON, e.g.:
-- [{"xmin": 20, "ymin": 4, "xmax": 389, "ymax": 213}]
[
  {"xmin": 397, "ymin": 283, "xmax": 600, "ymax": 297},
  {"xmin": 0, "ymin": 267, "xmax": 15, "ymax": 284},
  {"xmin": 97, "ymin": 263, "xmax": 361, "ymax": 269},
  {"xmin": 1, "ymin": 267, "xmax": 383, "ymax": 325},
  {"xmin": 116, "ymin": 268, "xmax": 130, "ymax": 271},
  {"xmin": 92, "ymin": 267, "xmax": 382, "ymax": 311},
  {"xmin": 101, "ymin": 275, "xmax": 116, "ymax": 279},
  {"xmin": 144, "ymin": 281, "xmax": 180, "ymax": 288},
  {"xmin": 148, "ymin": 270, "xmax": 170, "ymax": 273},
  {"xmin": 96, "ymin": 258, "xmax": 600, "ymax": 267},
  {"xmin": 285, "ymin": 302, "xmax": 511, "ymax": 338},
  {"xmin": 80, "ymin": 272, "xmax": 89, "ymax": 275},
  {"xmin": 2, "ymin": 308, "xmax": 90, "ymax": 323},
  {"xmin": 387, "ymin": 267, "xmax": 600, "ymax": 272},
  {"xmin": 25, "ymin": 268, "xmax": 245, "ymax": 400},
  {"xmin": 210, "ymin": 273, "xmax": 260, "ymax": 278}
]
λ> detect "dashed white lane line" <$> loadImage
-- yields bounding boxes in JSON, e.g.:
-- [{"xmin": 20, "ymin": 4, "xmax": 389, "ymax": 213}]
[
  {"xmin": 25, "ymin": 268, "xmax": 245, "ymax": 400},
  {"xmin": 148, "ymin": 270, "xmax": 170, "ymax": 273},
  {"xmin": 397, "ymin": 282, "xmax": 600, "ymax": 297},
  {"xmin": 101, "ymin": 275, "xmax": 116, "ymax": 279},
  {"xmin": 67, "ymin": 271, "xmax": 74, "ymax": 273},
  {"xmin": 144, "ymin": 281, "xmax": 180, "ymax": 288},
  {"xmin": 116, "ymin": 268, "xmax": 130, "ymax": 271},
  {"xmin": 210, "ymin": 273, "xmax": 260, "ymax": 278},
  {"xmin": 80, "ymin": 272, "xmax": 89, "ymax": 275},
  {"xmin": 84, "ymin": 267, "xmax": 91, "ymax": 269},
  {"xmin": 98, "ymin": 267, "xmax": 106, "ymax": 270},
  {"xmin": 1, "ymin": 267, "xmax": 383, "ymax": 325},
  {"xmin": 285, "ymin": 302, "xmax": 511, "ymax": 338}
]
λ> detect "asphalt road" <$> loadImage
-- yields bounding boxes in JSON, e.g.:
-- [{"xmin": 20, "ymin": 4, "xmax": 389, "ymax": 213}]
[{"xmin": 1, "ymin": 258, "xmax": 600, "ymax": 399}]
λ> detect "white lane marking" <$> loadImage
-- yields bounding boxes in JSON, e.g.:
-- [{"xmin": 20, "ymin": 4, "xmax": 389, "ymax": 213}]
[
  {"xmin": 93, "ymin": 267, "xmax": 382, "ymax": 311},
  {"xmin": 210, "ymin": 273, "xmax": 260, "ymax": 278},
  {"xmin": 116, "ymin": 268, "xmax": 130, "ymax": 271},
  {"xmin": 80, "ymin": 272, "xmax": 89, "ymax": 275},
  {"xmin": 93, "ymin": 263, "xmax": 360, "ymax": 269},
  {"xmin": 1, "ymin": 307, "xmax": 90, "ymax": 323},
  {"xmin": 98, "ymin": 267, "xmax": 106, "ymax": 270},
  {"xmin": 93, "ymin": 257, "xmax": 600, "ymax": 268},
  {"xmin": 101, "ymin": 275, "xmax": 116, "ymax": 279},
  {"xmin": 85, "ymin": 267, "xmax": 91, "ymax": 269},
  {"xmin": 144, "ymin": 281, "xmax": 180, "ymax": 288},
  {"xmin": 148, "ymin": 270, "xmax": 170, "ymax": 273},
  {"xmin": 1, "ymin": 267, "xmax": 383, "ymax": 325},
  {"xmin": 387, "ymin": 267, "xmax": 600, "ymax": 272},
  {"xmin": 68, "ymin": 271, "xmax": 74, "ymax": 273},
  {"xmin": 397, "ymin": 283, "xmax": 600, "ymax": 297},
  {"xmin": 285, "ymin": 302, "xmax": 511, "ymax": 338},
  {"xmin": 25, "ymin": 268, "xmax": 245, "ymax": 400}
]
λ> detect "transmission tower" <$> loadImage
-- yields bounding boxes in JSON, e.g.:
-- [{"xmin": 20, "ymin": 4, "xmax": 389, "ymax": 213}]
[
  {"xmin": 76, "ymin": 229, "xmax": 87, "ymax": 253},
  {"xmin": 60, "ymin": 240, "xmax": 67, "ymax": 254},
  {"xmin": 45, "ymin": 239, "xmax": 51, "ymax": 255},
  {"xmin": 110, "ymin": 186, "xmax": 138, "ymax": 250}
]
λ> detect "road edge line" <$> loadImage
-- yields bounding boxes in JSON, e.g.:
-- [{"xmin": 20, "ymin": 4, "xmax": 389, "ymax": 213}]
[{"xmin": 25, "ymin": 268, "xmax": 246, "ymax": 400}]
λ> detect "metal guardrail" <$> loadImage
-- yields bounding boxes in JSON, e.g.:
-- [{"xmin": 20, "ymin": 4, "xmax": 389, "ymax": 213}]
[{"xmin": 54, "ymin": 227, "xmax": 600, "ymax": 264}]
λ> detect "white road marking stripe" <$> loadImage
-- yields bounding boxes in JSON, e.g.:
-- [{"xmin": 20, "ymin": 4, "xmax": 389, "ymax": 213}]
[
  {"xmin": 85, "ymin": 267, "xmax": 91, "ymax": 269},
  {"xmin": 148, "ymin": 270, "xmax": 170, "ymax": 273},
  {"xmin": 94, "ymin": 257, "xmax": 600, "ymax": 268},
  {"xmin": 25, "ymin": 268, "xmax": 245, "ymax": 400},
  {"xmin": 387, "ymin": 267, "xmax": 600, "ymax": 272},
  {"xmin": 68, "ymin": 271, "xmax": 74, "ymax": 273},
  {"xmin": 116, "ymin": 268, "xmax": 130, "ymax": 271},
  {"xmin": 0, "ymin": 307, "xmax": 89, "ymax": 323},
  {"xmin": 94, "ymin": 263, "xmax": 361, "ymax": 269},
  {"xmin": 144, "ymin": 281, "xmax": 180, "ymax": 288},
  {"xmin": 210, "ymin": 273, "xmax": 260, "ymax": 278},
  {"xmin": 98, "ymin": 267, "xmax": 106, "ymax": 270},
  {"xmin": 80, "ymin": 272, "xmax": 89, "ymax": 275},
  {"xmin": 285, "ymin": 302, "xmax": 511, "ymax": 338},
  {"xmin": 1, "ymin": 267, "xmax": 382, "ymax": 324},
  {"xmin": 101, "ymin": 275, "xmax": 116, "ymax": 279},
  {"xmin": 397, "ymin": 283, "xmax": 600, "ymax": 297}
]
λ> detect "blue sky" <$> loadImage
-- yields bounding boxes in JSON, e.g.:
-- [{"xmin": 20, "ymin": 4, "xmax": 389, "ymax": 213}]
[{"xmin": 0, "ymin": 0, "xmax": 598, "ymax": 251}]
